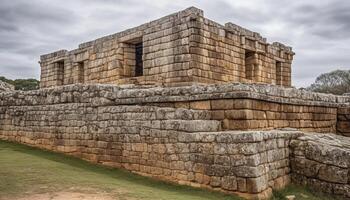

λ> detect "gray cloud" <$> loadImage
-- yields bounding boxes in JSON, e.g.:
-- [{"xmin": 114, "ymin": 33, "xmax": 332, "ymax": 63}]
[{"xmin": 0, "ymin": 0, "xmax": 349, "ymax": 87}]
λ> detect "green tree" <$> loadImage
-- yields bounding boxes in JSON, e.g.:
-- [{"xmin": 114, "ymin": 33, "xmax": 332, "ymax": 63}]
[
  {"xmin": 307, "ymin": 70, "xmax": 350, "ymax": 95},
  {"xmin": 0, "ymin": 76, "xmax": 40, "ymax": 91}
]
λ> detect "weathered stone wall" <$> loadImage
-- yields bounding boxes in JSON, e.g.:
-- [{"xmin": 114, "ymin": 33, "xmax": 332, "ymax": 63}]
[
  {"xmin": 0, "ymin": 92, "xmax": 299, "ymax": 199},
  {"xmin": 39, "ymin": 7, "xmax": 294, "ymax": 88},
  {"xmin": 188, "ymin": 99, "xmax": 337, "ymax": 133},
  {"xmin": 1, "ymin": 83, "xmax": 350, "ymax": 199},
  {"xmin": 290, "ymin": 134, "xmax": 350, "ymax": 198},
  {"xmin": 1, "ymin": 83, "xmax": 348, "ymax": 134},
  {"xmin": 0, "ymin": 80, "xmax": 14, "ymax": 92},
  {"xmin": 189, "ymin": 18, "xmax": 293, "ymax": 86},
  {"xmin": 337, "ymin": 106, "xmax": 350, "ymax": 137},
  {"xmin": 112, "ymin": 83, "xmax": 347, "ymax": 133},
  {"xmin": 40, "ymin": 7, "xmax": 200, "ymax": 88}
]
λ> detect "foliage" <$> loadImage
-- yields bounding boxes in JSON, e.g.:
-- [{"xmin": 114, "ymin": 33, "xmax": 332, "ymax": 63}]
[
  {"xmin": 307, "ymin": 70, "xmax": 350, "ymax": 95},
  {"xmin": 0, "ymin": 76, "xmax": 40, "ymax": 91}
]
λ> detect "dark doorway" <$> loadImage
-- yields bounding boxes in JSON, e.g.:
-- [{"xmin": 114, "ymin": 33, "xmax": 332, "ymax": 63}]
[
  {"xmin": 276, "ymin": 61, "xmax": 282, "ymax": 85},
  {"xmin": 135, "ymin": 42, "xmax": 143, "ymax": 77},
  {"xmin": 77, "ymin": 62, "xmax": 85, "ymax": 83},
  {"xmin": 245, "ymin": 51, "xmax": 255, "ymax": 80},
  {"xmin": 56, "ymin": 60, "xmax": 65, "ymax": 86}
]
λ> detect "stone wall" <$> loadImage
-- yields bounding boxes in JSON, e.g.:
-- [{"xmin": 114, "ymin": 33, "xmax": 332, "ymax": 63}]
[
  {"xmin": 40, "ymin": 8, "xmax": 200, "ymax": 88},
  {"xmin": 0, "ymin": 92, "xmax": 299, "ymax": 199},
  {"xmin": 337, "ymin": 106, "xmax": 350, "ymax": 137},
  {"xmin": 290, "ymin": 133, "xmax": 350, "ymax": 198},
  {"xmin": 0, "ymin": 83, "xmax": 348, "ymax": 134},
  {"xmin": 190, "ymin": 99, "xmax": 337, "ymax": 133},
  {"xmin": 39, "ymin": 7, "xmax": 294, "ymax": 88},
  {"xmin": 189, "ymin": 19, "xmax": 293, "ymax": 86},
  {"xmin": 1, "ymin": 83, "xmax": 350, "ymax": 199},
  {"xmin": 0, "ymin": 80, "xmax": 14, "ymax": 92}
]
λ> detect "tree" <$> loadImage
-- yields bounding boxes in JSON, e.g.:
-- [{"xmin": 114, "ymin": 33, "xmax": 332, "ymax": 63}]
[
  {"xmin": 307, "ymin": 70, "xmax": 350, "ymax": 95},
  {"xmin": 0, "ymin": 76, "xmax": 40, "ymax": 91}
]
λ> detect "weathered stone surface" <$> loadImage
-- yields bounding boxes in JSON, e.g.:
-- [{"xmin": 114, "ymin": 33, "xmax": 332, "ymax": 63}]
[
  {"xmin": 0, "ymin": 94, "xmax": 300, "ymax": 199},
  {"xmin": 222, "ymin": 176, "xmax": 237, "ymax": 191},
  {"xmin": 337, "ymin": 106, "xmax": 350, "ymax": 136},
  {"xmin": 318, "ymin": 165, "xmax": 348, "ymax": 184},
  {"xmin": 0, "ymin": 80, "xmax": 14, "ymax": 92},
  {"xmin": 290, "ymin": 133, "xmax": 350, "ymax": 198},
  {"xmin": 1, "ymin": 82, "xmax": 347, "ymax": 134},
  {"xmin": 246, "ymin": 175, "xmax": 268, "ymax": 193},
  {"xmin": 39, "ymin": 7, "xmax": 294, "ymax": 88},
  {"xmin": 0, "ymin": 81, "xmax": 350, "ymax": 199}
]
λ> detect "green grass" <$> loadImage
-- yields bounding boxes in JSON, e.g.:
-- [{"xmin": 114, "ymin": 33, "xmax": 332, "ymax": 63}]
[
  {"xmin": 0, "ymin": 140, "xmax": 342, "ymax": 200},
  {"xmin": 0, "ymin": 140, "xmax": 240, "ymax": 200},
  {"xmin": 271, "ymin": 184, "xmax": 344, "ymax": 200}
]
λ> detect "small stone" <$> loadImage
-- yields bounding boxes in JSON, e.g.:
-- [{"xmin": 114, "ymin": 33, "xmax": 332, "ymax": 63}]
[{"xmin": 300, "ymin": 193, "xmax": 308, "ymax": 198}]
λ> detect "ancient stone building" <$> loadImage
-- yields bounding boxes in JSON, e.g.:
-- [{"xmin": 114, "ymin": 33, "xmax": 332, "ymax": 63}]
[
  {"xmin": 2, "ymin": 6, "xmax": 350, "ymax": 200},
  {"xmin": 39, "ymin": 7, "xmax": 293, "ymax": 88}
]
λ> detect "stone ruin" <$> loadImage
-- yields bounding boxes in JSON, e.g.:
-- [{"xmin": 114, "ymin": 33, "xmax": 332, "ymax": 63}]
[
  {"xmin": 0, "ymin": 80, "xmax": 14, "ymax": 92},
  {"xmin": 1, "ymin": 7, "xmax": 350, "ymax": 200},
  {"xmin": 39, "ymin": 7, "xmax": 293, "ymax": 88}
]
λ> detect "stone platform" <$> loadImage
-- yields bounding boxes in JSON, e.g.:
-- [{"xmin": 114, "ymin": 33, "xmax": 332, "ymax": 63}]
[{"xmin": 0, "ymin": 83, "xmax": 350, "ymax": 199}]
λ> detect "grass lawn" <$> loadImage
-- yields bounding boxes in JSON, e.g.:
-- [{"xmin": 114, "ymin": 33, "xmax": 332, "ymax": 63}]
[
  {"xmin": 0, "ymin": 140, "xmax": 341, "ymax": 200},
  {"xmin": 272, "ymin": 184, "xmax": 344, "ymax": 200}
]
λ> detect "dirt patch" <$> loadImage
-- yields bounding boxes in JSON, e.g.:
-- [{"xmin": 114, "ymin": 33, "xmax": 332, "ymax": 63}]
[
  {"xmin": 15, "ymin": 191, "xmax": 115, "ymax": 200},
  {"xmin": 3, "ymin": 187, "xmax": 120, "ymax": 200}
]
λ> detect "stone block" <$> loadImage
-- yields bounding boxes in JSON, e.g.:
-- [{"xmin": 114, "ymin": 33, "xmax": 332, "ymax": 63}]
[
  {"xmin": 190, "ymin": 101, "xmax": 211, "ymax": 110},
  {"xmin": 225, "ymin": 109, "xmax": 254, "ymax": 120},
  {"xmin": 210, "ymin": 176, "xmax": 221, "ymax": 187},
  {"xmin": 318, "ymin": 165, "xmax": 348, "ymax": 184},
  {"xmin": 211, "ymin": 110, "xmax": 225, "ymax": 120},
  {"xmin": 237, "ymin": 177, "xmax": 247, "ymax": 192},
  {"xmin": 211, "ymin": 99, "xmax": 234, "ymax": 110},
  {"xmin": 221, "ymin": 176, "xmax": 237, "ymax": 191},
  {"xmin": 233, "ymin": 165, "xmax": 266, "ymax": 178},
  {"xmin": 246, "ymin": 175, "xmax": 268, "ymax": 193},
  {"xmin": 174, "ymin": 102, "xmax": 190, "ymax": 109}
]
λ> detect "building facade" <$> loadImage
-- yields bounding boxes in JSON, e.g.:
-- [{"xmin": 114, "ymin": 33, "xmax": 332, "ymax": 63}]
[{"xmin": 39, "ymin": 7, "xmax": 294, "ymax": 88}]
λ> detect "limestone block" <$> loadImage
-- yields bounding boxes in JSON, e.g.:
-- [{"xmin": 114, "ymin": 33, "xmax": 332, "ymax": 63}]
[
  {"xmin": 233, "ymin": 165, "xmax": 266, "ymax": 178},
  {"xmin": 246, "ymin": 175, "xmax": 268, "ymax": 193},
  {"xmin": 210, "ymin": 176, "xmax": 221, "ymax": 187},
  {"xmin": 222, "ymin": 176, "xmax": 237, "ymax": 191},
  {"xmin": 318, "ymin": 165, "xmax": 348, "ymax": 184},
  {"xmin": 211, "ymin": 99, "xmax": 234, "ymax": 110},
  {"xmin": 190, "ymin": 101, "xmax": 211, "ymax": 110}
]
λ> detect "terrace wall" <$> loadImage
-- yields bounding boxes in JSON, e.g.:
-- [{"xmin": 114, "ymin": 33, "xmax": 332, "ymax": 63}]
[
  {"xmin": 0, "ymin": 83, "xmax": 350, "ymax": 199},
  {"xmin": 290, "ymin": 134, "xmax": 350, "ymax": 198},
  {"xmin": 337, "ymin": 106, "xmax": 350, "ymax": 137},
  {"xmin": 0, "ymin": 103, "xmax": 297, "ymax": 199}
]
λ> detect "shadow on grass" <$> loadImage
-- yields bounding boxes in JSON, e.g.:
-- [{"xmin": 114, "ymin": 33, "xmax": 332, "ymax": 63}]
[{"xmin": 0, "ymin": 140, "xmax": 241, "ymax": 200}]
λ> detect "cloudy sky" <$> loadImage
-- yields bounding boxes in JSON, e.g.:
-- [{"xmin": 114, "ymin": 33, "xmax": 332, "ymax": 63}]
[{"xmin": 0, "ymin": 0, "xmax": 349, "ymax": 87}]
